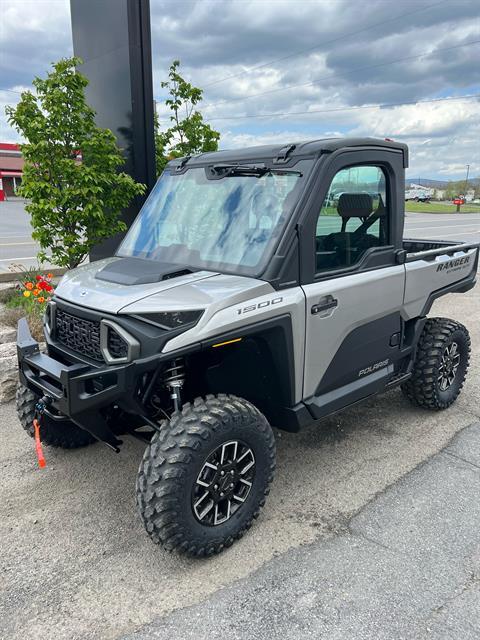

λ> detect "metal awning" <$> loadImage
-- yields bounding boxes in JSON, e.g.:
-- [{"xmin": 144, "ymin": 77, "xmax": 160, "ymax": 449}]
[{"xmin": 0, "ymin": 170, "xmax": 22, "ymax": 177}]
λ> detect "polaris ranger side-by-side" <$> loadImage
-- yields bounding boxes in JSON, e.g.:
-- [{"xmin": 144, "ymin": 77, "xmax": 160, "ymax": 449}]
[{"xmin": 16, "ymin": 138, "xmax": 478, "ymax": 557}]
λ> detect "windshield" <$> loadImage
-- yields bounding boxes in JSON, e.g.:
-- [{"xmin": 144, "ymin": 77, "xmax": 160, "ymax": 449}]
[{"xmin": 118, "ymin": 160, "xmax": 313, "ymax": 276}]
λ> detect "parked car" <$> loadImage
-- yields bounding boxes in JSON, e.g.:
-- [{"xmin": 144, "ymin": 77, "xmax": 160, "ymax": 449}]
[{"xmin": 415, "ymin": 194, "xmax": 431, "ymax": 203}]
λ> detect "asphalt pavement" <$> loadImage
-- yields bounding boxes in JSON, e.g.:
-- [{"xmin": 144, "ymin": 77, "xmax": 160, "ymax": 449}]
[
  {"xmin": 404, "ymin": 211, "xmax": 480, "ymax": 244},
  {"xmin": 1, "ymin": 288, "xmax": 479, "ymax": 639},
  {"xmin": 0, "ymin": 199, "xmax": 44, "ymax": 270},
  {"xmin": 126, "ymin": 422, "xmax": 480, "ymax": 640},
  {"xmin": 0, "ymin": 199, "xmax": 479, "ymax": 272}
]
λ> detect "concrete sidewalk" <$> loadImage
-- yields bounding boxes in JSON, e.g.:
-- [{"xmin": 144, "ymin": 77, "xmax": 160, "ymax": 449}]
[{"xmin": 127, "ymin": 422, "xmax": 480, "ymax": 640}]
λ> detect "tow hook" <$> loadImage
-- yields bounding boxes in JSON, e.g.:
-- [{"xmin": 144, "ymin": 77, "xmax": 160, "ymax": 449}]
[{"xmin": 32, "ymin": 396, "xmax": 52, "ymax": 469}]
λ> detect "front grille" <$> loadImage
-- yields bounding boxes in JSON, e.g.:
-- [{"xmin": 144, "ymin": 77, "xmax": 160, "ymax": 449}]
[{"xmin": 55, "ymin": 308, "xmax": 103, "ymax": 362}]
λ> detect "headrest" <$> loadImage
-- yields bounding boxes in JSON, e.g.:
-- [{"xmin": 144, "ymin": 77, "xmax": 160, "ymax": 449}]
[{"xmin": 337, "ymin": 193, "xmax": 373, "ymax": 218}]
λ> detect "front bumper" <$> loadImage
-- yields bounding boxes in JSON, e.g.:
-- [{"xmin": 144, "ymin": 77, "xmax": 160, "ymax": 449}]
[{"xmin": 17, "ymin": 318, "xmax": 165, "ymax": 450}]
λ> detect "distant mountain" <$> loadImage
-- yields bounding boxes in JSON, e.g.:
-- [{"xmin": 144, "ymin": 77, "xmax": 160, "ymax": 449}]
[{"xmin": 406, "ymin": 177, "xmax": 480, "ymax": 189}]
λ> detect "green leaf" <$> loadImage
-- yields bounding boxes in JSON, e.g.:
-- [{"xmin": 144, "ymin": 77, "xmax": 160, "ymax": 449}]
[
  {"xmin": 154, "ymin": 60, "xmax": 220, "ymax": 177},
  {"xmin": 6, "ymin": 56, "xmax": 145, "ymax": 269}
]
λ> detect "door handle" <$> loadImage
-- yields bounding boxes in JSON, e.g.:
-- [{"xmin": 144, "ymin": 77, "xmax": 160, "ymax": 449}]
[{"xmin": 311, "ymin": 297, "xmax": 338, "ymax": 315}]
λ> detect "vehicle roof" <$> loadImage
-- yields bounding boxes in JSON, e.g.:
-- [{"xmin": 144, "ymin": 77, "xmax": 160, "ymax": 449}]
[{"xmin": 168, "ymin": 137, "xmax": 409, "ymax": 168}]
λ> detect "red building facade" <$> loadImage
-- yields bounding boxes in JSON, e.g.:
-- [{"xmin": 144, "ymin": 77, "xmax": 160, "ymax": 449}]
[{"xmin": 0, "ymin": 143, "xmax": 24, "ymax": 198}]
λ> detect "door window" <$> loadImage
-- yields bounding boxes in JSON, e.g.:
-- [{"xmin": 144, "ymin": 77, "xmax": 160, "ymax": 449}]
[{"xmin": 315, "ymin": 165, "xmax": 389, "ymax": 272}]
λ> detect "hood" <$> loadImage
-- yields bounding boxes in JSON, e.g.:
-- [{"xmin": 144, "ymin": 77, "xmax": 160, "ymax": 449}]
[
  {"xmin": 55, "ymin": 258, "xmax": 219, "ymax": 314},
  {"xmin": 119, "ymin": 272, "xmax": 273, "ymax": 316}
]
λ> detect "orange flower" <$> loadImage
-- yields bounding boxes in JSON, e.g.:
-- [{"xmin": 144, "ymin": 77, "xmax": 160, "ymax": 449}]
[
  {"xmin": 47, "ymin": 273, "xmax": 53, "ymax": 279},
  {"xmin": 33, "ymin": 288, "xmax": 40, "ymax": 296},
  {"xmin": 25, "ymin": 282, "xmax": 34, "ymax": 290},
  {"xmin": 37, "ymin": 296, "xmax": 45, "ymax": 303}
]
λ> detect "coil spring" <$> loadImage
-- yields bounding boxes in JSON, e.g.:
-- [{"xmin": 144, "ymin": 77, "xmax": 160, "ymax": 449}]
[{"xmin": 163, "ymin": 358, "xmax": 185, "ymax": 388}]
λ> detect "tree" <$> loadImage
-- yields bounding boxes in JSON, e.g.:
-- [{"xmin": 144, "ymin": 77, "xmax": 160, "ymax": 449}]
[
  {"xmin": 155, "ymin": 60, "xmax": 220, "ymax": 175},
  {"xmin": 445, "ymin": 180, "xmax": 467, "ymax": 200},
  {"xmin": 6, "ymin": 57, "xmax": 145, "ymax": 269}
]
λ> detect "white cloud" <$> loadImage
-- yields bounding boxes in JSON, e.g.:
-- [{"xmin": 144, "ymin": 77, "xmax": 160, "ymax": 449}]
[{"xmin": 1, "ymin": 0, "xmax": 479, "ymax": 179}]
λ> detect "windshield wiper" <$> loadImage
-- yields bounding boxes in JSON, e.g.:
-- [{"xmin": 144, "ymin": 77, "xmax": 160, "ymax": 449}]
[{"xmin": 211, "ymin": 163, "xmax": 302, "ymax": 178}]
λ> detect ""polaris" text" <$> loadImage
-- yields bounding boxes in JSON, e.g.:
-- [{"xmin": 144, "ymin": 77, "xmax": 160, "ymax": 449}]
[{"xmin": 358, "ymin": 359, "xmax": 389, "ymax": 377}]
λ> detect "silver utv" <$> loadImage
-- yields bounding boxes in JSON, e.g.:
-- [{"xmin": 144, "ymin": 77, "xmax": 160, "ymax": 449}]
[{"xmin": 16, "ymin": 138, "xmax": 478, "ymax": 556}]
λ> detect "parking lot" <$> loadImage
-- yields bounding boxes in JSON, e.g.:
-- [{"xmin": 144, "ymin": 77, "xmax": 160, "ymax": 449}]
[
  {"xmin": 0, "ymin": 200, "xmax": 479, "ymax": 272},
  {"xmin": 1, "ymin": 287, "xmax": 479, "ymax": 639}
]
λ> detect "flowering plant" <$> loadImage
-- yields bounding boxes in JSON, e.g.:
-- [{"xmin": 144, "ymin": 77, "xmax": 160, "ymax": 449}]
[
  {"xmin": 1, "ymin": 265, "xmax": 55, "ymax": 342},
  {"xmin": 18, "ymin": 272, "xmax": 54, "ymax": 311}
]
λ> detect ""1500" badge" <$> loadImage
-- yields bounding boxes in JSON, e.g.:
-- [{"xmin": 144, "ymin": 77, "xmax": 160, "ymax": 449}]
[{"xmin": 237, "ymin": 297, "xmax": 283, "ymax": 314}]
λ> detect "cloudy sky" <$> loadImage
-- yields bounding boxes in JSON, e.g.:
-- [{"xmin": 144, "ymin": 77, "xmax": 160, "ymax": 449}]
[{"xmin": 1, "ymin": 0, "xmax": 479, "ymax": 180}]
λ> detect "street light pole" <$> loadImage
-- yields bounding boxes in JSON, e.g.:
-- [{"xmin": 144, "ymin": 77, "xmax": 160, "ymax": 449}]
[
  {"xmin": 456, "ymin": 164, "xmax": 471, "ymax": 213},
  {"xmin": 464, "ymin": 164, "xmax": 470, "ymax": 197}
]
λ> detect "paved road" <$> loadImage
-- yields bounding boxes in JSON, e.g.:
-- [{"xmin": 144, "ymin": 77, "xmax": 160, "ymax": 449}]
[
  {"xmin": 404, "ymin": 211, "xmax": 480, "ymax": 244},
  {"xmin": 0, "ymin": 200, "xmax": 41, "ymax": 269},
  {"xmin": 127, "ymin": 422, "xmax": 480, "ymax": 640},
  {"xmin": 1, "ymin": 289, "xmax": 479, "ymax": 639},
  {"xmin": 0, "ymin": 200, "xmax": 479, "ymax": 272}
]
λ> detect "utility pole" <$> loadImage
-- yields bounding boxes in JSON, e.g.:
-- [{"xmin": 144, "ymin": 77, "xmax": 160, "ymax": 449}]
[{"xmin": 464, "ymin": 164, "xmax": 470, "ymax": 197}]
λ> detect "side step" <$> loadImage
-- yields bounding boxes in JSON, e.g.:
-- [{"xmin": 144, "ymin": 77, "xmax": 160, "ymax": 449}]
[{"xmin": 386, "ymin": 372, "xmax": 412, "ymax": 388}]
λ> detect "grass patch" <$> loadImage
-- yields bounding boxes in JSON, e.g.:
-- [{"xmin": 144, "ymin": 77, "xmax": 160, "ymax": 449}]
[
  {"xmin": 1, "ymin": 304, "xmax": 45, "ymax": 342},
  {"xmin": 405, "ymin": 202, "xmax": 480, "ymax": 213},
  {"xmin": 0, "ymin": 287, "xmax": 17, "ymax": 305}
]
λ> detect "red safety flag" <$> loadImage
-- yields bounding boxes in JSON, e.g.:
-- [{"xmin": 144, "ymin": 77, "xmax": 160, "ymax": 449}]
[{"xmin": 33, "ymin": 418, "xmax": 46, "ymax": 468}]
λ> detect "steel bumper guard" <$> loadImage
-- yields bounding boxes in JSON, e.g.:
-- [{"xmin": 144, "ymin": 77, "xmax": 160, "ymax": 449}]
[{"xmin": 17, "ymin": 317, "xmax": 138, "ymax": 450}]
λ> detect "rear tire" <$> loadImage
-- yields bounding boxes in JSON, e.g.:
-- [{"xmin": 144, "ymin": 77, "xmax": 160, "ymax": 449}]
[
  {"xmin": 401, "ymin": 318, "xmax": 470, "ymax": 410},
  {"xmin": 136, "ymin": 394, "xmax": 275, "ymax": 557},
  {"xmin": 16, "ymin": 383, "xmax": 96, "ymax": 448}
]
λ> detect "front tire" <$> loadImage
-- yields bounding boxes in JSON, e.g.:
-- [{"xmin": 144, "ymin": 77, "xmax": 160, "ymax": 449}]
[
  {"xmin": 401, "ymin": 318, "xmax": 470, "ymax": 410},
  {"xmin": 16, "ymin": 383, "xmax": 96, "ymax": 448},
  {"xmin": 136, "ymin": 394, "xmax": 276, "ymax": 557}
]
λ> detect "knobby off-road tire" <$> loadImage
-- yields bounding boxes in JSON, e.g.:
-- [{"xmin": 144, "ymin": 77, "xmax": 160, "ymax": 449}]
[
  {"xmin": 16, "ymin": 383, "xmax": 96, "ymax": 448},
  {"xmin": 136, "ymin": 394, "xmax": 276, "ymax": 557},
  {"xmin": 401, "ymin": 317, "xmax": 470, "ymax": 410}
]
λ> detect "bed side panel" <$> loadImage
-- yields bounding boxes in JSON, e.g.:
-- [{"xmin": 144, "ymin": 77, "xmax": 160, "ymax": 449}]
[{"xmin": 403, "ymin": 247, "xmax": 478, "ymax": 319}]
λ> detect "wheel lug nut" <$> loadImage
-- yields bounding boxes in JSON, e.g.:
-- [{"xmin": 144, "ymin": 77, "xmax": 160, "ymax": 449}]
[
  {"xmin": 220, "ymin": 471, "xmax": 225, "ymax": 476},
  {"xmin": 214, "ymin": 484, "xmax": 218, "ymax": 490},
  {"xmin": 230, "ymin": 470, "xmax": 234, "ymax": 475},
  {"xmin": 220, "ymin": 492, "xmax": 224, "ymax": 497},
  {"xmin": 230, "ymin": 483, "xmax": 234, "ymax": 488}
]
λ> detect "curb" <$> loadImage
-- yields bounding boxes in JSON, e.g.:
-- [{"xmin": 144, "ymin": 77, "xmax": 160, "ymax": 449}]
[
  {"xmin": 0, "ymin": 268, "xmax": 66, "ymax": 284},
  {"xmin": 405, "ymin": 210, "xmax": 480, "ymax": 215}
]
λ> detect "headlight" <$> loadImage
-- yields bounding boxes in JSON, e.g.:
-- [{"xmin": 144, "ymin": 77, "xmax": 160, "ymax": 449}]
[
  {"xmin": 44, "ymin": 300, "xmax": 56, "ymax": 335},
  {"xmin": 137, "ymin": 310, "xmax": 204, "ymax": 330}
]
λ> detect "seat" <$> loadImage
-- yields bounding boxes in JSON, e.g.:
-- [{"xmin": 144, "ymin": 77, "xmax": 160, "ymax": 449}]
[
  {"xmin": 337, "ymin": 193, "xmax": 373, "ymax": 231},
  {"xmin": 317, "ymin": 193, "xmax": 378, "ymax": 269}
]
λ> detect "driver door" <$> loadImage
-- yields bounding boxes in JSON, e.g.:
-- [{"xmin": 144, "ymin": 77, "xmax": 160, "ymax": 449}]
[{"xmin": 300, "ymin": 151, "xmax": 406, "ymax": 419}]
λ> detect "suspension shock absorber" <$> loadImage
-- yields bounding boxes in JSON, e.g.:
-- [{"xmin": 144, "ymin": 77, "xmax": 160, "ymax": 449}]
[{"xmin": 163, "ymin": 358, "xmax": 185, "ymax": 413}]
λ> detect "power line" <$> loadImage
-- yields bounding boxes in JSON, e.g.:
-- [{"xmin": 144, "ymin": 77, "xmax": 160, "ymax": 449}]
[
  {"xmin": 202, "ymin": 39, "xmax": 480, "ymax": 110},
  {"xmin": 201, "ymin": 0, "xmax": 449, "ymax": 88},
  {"xmin": 1, "ymin": 88, "xmax": 23, "ymax": 96},
  {"xmin": 204, "ymin": 94, "xmax": 480, "ymax": 122}
]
